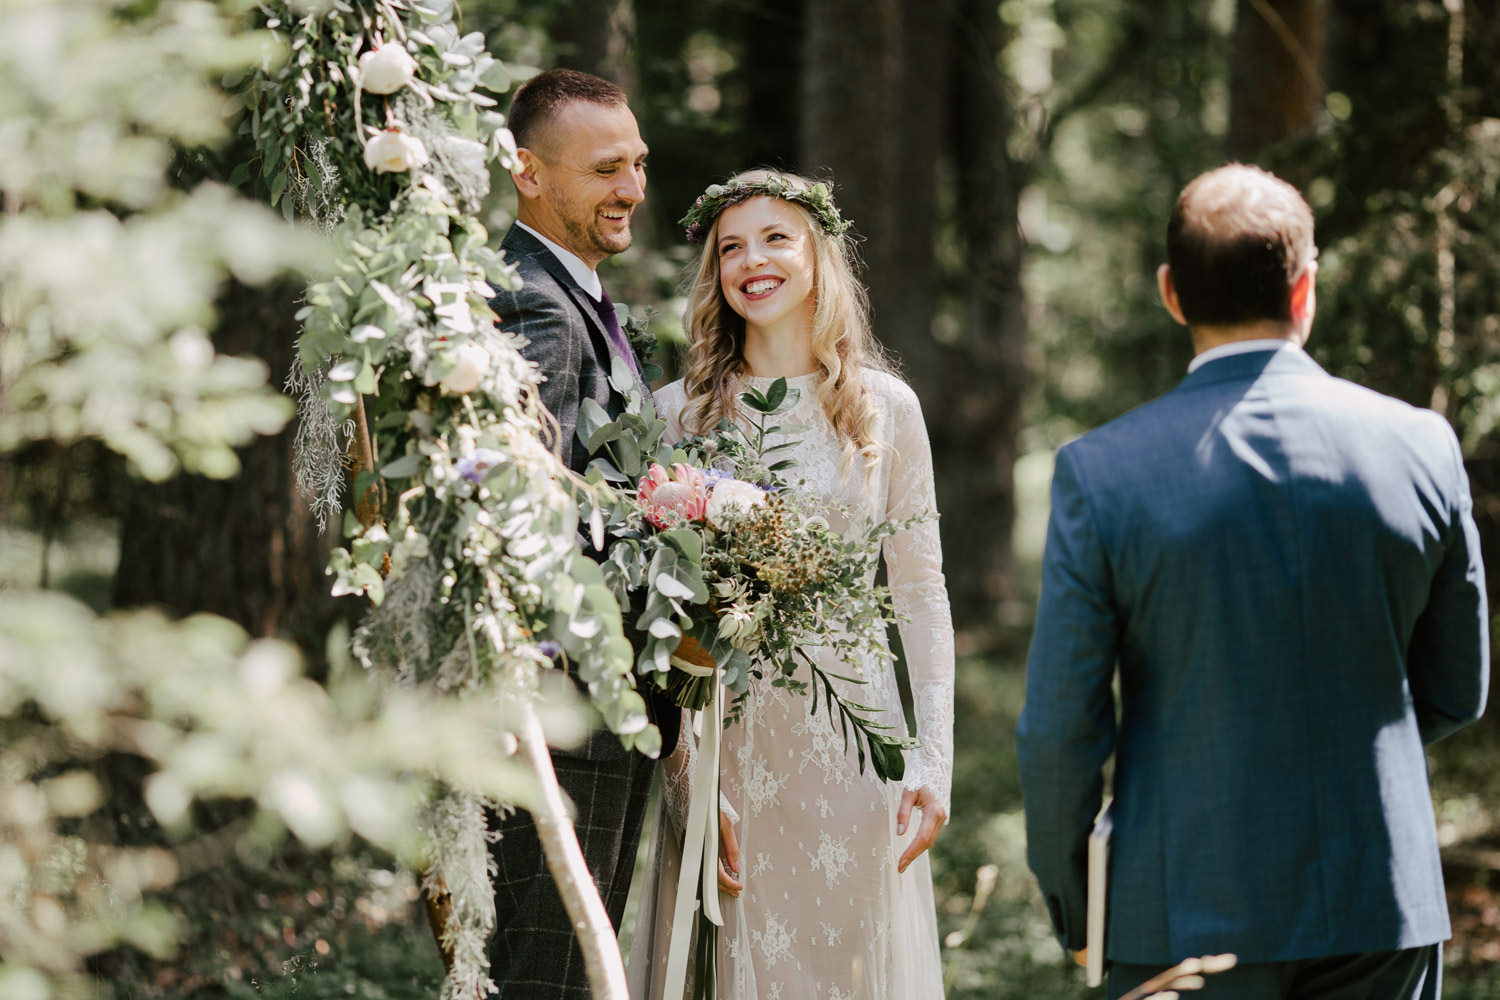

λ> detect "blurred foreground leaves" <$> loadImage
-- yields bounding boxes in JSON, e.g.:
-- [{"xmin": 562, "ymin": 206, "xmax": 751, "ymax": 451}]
[
  {"xmin": 0, "ymin": 0, "xmax": 325, "ymax": 482},
  {"xmin": 0, "ymin": 594, "xmax": 557, "ymax": 994},
  {"xmin": 0, "ymin": 2, "xmax": 564, "ymax": 995}
]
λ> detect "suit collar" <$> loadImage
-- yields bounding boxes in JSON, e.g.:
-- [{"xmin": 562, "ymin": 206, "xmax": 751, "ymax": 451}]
[
  {"xmin": 503, "ymin": 226, "xmax": 582, "ymax": 294},
  {"xmin": 1178, "ymin": 342, "xmax": 1327, "ymax": 389},
  {"xmin": 500, "ymin": 225, "xmax": 645, "ymax": 402},
  {"xmin": 514, "ymin": 221, "xmax": 602, "ymax": 300},
  {"xmin": 503, "ymin": 225, "xmax": 612, "ymax": 344},
  {"xmin": 1188, "ymin": 338, "xmax": 1301, "ymax": 373}
]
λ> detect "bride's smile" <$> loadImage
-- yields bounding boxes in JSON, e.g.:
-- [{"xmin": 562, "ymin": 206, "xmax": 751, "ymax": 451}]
[
  {"xmin": 741, "ymin": 277, "xmax": 783, "ymax": 297},
  {"xmin": 716, "ymin": 196, "xmax": 817, "ymax": 340}
]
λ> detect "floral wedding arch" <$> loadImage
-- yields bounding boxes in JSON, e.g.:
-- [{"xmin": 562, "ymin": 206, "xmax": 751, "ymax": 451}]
[{"xmin": 246, "ymin": 3, "xmax": 645, "ymax": 996}]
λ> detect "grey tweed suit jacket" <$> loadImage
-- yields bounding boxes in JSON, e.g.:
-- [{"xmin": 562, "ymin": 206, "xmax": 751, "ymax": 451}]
[
  {"xmin": 488, "ymin": 225, "xmax": 676, "ymax": 761},
  {"xmin": 492, "ymin": 226, "xmax": 625, "ymax": 477}
]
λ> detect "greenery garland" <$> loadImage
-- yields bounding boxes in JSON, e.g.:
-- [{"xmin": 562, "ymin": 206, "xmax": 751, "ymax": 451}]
[{"xmin": 245, "ymin": 2, "xmax": 648, "ymax": 995}]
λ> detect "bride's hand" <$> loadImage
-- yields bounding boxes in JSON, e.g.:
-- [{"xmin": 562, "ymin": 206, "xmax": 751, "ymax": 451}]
[
  {"xmin": 895, "ymin": 786, "xmax": 947, "ymax": 874},
  {"xmin": 718, "ymin": 807, "xmax": 743, "ymax": 896}
]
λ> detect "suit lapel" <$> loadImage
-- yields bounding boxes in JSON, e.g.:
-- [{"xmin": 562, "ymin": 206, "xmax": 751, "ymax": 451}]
[{"xmin": 501, "ymin": 228, "xmax": 626, "ymax": 391}]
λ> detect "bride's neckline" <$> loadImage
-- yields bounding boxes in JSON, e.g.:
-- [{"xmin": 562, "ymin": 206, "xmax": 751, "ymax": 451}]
[{"xmin": 745, "ymin": 370, "xmax": 820, "ymax": 385}]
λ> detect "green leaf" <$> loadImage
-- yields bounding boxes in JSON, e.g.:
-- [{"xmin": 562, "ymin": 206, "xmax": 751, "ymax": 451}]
[
  {"xmin": 659, "ymin": 528, "xmax": 702, "ymax": 563},
  {"xmin": 577, "ymin": 398, "xmax": 610, "ymax": 448},
  {"xmin": 380, "ymin": 453, "xmax": 424, "ymax": 478},
  {"xmin": 629, "ymin": 719, "xmax": 662, "ymax": 759},
  {"xmin": 353, "ymin": 468, "xmax": 381, "ymax": 497},
  {"xmin": 354, "ymin": 357, "xmax": 377, "ymax": 394},
  {"xmin": 353, "ymin": 564, "xmax": 385, "ymax": 604},
  {"xmin": 738, "ymin": 385, "xmax": 771, "ymax": 412},
  {"xmin": 654, "ymin": 574, "xmax": 694, "ymax": 601},
  {"xmin": 607, "ymin": 354, "xmax": 635, "ymax": 394},
  {"xmin": 872, "ymin": 736, "xmax": 906, "ymax": 782},
  {"xmin": 585, "ymin": 456, "xmax": 628, "ymax": 483},
  {"xmin": 587, "ymin": 422, "xmax": 623, "ymax": 453},
  {"xmin": 762, "ymin": 377, "xmax": 788, "ymax": 411}
]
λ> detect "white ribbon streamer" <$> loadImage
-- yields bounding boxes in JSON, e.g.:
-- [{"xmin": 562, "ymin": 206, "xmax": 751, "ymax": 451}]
[
  {"xmin": 663, "ymin": 680, "xmax": 724, "ymax": 996},
  {"xmin": 669, "ymin": 651, "xmax": 717, "ymax": 677}
]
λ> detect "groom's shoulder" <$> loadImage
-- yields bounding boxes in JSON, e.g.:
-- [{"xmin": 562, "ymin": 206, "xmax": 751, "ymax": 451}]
[
  {"xmin": 491, "ymin": 234, "xmax": 577, "ymax": 320},
  {"xmin": 1066, "ymin": 388, "xmax": 1179, "ymax": 455}
]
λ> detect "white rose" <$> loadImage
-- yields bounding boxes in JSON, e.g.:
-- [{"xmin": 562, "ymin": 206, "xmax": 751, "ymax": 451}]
[
  {"xmin": 358, "ymin": 43, "xmax": 417, "ymax": 95},
  {"xmin": 706, "ymin": 479, "xmax": 766, "ymax": 528},
  {"xmin": 440, "ymin": 342, "xmax": 490, "ymax": 394},
  {"xmin": 364, "ymin": 129, "xmax": 429, "ymax": 173}
]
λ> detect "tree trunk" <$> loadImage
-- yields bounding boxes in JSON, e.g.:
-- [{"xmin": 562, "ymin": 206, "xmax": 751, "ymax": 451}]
[
  {"xmin": 1228, "ymin": 0, "xmax": 1326, "ymax": 167},
  {"xmin": 942, "ymin": 0, "xmax": 1028, "ymax": 617},
  {"xmin": 111, "ymin": 279, "xmax": 336, "ymax": 652},
  {"xmin": 550, "ymin": 0, "xmax": 633, "ymax": 85},
  {"xmin": 801, "ymin": 0, "xmax": 942, "ymax": 355},
  {"xmin": 742, "ymin": 0, "xmax": 803, "ymax": 169},
  {"xmin": 802, "ymin": 0, "xmax": 1022, "ymax": 624}
]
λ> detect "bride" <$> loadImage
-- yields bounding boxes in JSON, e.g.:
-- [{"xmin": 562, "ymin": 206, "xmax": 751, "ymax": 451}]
[{"xmin": 628, "ymin": 170, "xmax": 955, "ymax": 999}]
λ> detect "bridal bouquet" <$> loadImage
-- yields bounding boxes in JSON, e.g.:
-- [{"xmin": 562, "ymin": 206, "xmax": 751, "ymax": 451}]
[{"xmin": 578, "ymin": 369, "xmax": 919, "ymax": 783}]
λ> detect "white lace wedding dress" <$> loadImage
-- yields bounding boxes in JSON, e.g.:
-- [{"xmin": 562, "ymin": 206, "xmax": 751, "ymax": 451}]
[{"xmin": 628, "ymin": 370, "xmax": 955, "ymax": 1000}]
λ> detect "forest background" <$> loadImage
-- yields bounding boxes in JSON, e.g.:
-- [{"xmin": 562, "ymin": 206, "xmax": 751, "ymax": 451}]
[{"xmin": 4, "ymin": 0, "xmax": 1500, "ymax": 997}]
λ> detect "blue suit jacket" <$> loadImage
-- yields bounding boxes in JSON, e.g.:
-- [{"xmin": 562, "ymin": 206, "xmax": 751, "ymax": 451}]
[{"xmin": 1017, "ymin": 347, "xmax": 1489, "ymax": 965}]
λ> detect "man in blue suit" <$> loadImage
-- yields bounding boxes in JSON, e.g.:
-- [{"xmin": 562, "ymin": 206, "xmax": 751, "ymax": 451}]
[{"xmin": 1017, "ymin": 163, "xmax": 1489, "ymax": 999}]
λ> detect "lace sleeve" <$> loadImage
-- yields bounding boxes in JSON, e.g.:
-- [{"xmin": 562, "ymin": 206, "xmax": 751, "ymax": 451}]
[
  {"xmin": 655, "ymin": 380, "xmax": 689, "ymax": 442},
  {"xmin": 660, "ymin": 709, "xmax": 739, "ymax": 839},
  {"xmin": 882, "ymin": 380, "xmax": 955, "ymax": 813},
  {"xmin": 661, "ymin": 708, "xmax": 695, "ymax": 838}
]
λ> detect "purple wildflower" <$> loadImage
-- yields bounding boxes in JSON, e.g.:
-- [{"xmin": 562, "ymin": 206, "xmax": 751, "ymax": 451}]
[{"xmin": 456, "ymin": 448, "xmax": 505, "ymax": 483}]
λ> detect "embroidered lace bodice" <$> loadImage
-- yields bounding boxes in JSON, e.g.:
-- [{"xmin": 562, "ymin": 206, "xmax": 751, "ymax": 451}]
[{"xmin": 634, "ymin": 368, "xmax": 954, "ymax": 1000}]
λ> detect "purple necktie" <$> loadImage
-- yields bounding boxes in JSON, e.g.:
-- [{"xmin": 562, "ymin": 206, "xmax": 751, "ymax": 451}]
[{"xmin": 593, "ymin": 287, "xmax": 641, "ymax": 379}]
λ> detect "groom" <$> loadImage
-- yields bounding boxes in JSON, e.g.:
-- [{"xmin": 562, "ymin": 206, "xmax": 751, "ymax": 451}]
[
  {"xmin": 1018, "ymin": 164, "xmax": 1489, "ymax": 999},
  {"xmin": 485, "ymin": 68, "xmax": 676, "ymax": 998}
]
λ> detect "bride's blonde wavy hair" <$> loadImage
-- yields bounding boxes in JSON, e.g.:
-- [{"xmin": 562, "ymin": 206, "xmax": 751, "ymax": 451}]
[{"xmin": 678, "ymin": 169, "xmax": 894, "ymax": 472}]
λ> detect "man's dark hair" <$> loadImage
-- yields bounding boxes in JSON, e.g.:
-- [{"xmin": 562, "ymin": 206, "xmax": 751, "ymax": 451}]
[
  {"xmin": 507, "ymin": 68, "xmax": 628, "ymax": 152},
  {"xmin": 1166, "ymin": 164, "xmax": 1316, "ymax": 326}
]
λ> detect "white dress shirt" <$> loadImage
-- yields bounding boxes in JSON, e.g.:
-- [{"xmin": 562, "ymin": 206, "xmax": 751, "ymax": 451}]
[
  {"xmin": 1188, "ymin": 338, "xmax": 1302, "ymax": 374},
  {"xmin": 516, "ymin": 221, "xmax": 602, "ymax": 301}
]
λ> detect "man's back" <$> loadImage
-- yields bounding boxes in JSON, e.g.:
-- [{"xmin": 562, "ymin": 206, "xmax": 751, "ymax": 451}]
[{"xmin": 1019, "ymin": 346, "xmax": 1488, "ymax": 965}]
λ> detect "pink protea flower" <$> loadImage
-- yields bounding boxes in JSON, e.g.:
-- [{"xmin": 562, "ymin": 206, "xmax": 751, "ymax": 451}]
[{"xmin": 638, "ymin": 462, "xmax": 710, "ymax": 528}]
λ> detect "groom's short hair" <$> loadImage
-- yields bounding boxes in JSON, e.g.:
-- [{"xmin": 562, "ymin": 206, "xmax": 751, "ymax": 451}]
[
  {"xmin": 507, "ymin": 68, "xmax": 629, "ymax": 153},
  {"xmin": 1167, "ymin": 164, "xmax": 1316, "ymax": 327}
]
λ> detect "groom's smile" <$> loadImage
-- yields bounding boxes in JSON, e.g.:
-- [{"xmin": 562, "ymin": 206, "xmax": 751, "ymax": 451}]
[{"xmin": 519, "ymin": 99, "xmax": 648, "ymax": 268}]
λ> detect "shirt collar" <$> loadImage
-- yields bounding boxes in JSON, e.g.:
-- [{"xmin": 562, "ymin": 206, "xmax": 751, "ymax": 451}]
[
  {"xmin": 1188, "ymin": 338, "xmax": 1302, "ymax": 373},
  {"xmin": 516, "ymin": 221, "xmax": 602, "ymax": 301}
]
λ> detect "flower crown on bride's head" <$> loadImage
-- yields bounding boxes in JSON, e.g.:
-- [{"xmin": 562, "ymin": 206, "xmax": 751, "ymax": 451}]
[{"xmin": 680, "ymin": 173, "xmax": 854, "ymax": 244}]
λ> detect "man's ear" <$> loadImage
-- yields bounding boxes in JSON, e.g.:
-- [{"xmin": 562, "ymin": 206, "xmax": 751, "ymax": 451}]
[
  {"xmin": 512, "ymin": 148, "xmax": 542, "ymax": 198},
  {"xmin": 1157, "ymin": 264, "xmax": 1188, "ymax": 326},
  {"xmin": 1289, "ymin": 262, "xmax": 1317, "ymax": 323}
]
